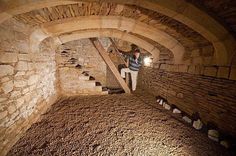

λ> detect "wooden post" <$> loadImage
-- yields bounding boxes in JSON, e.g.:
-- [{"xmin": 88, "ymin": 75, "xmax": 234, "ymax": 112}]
[
  {"xmin": 109, "ymin": 37, "xmax": 130, "ymax": 86},
  {"xmin": 90, "ymin": 38, "xmax": 131, "ymax": 93}
]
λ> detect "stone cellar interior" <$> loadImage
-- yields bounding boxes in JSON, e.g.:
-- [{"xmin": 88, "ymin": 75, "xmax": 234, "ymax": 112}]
[{"xmin": 0, "ymin": 0, "xmax": 236, "ymax": 155}]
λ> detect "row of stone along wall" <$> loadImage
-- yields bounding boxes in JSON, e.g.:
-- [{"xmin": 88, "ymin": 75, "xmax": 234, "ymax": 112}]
[{"xmin": 138, "ymin": 64, "xmax": 236, "ymax": 137}]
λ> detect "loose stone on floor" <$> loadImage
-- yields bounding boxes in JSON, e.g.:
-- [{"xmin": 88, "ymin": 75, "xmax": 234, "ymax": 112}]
[{"xmin": 7, "ymin": 94, "xmax": 234, "ymax": 156}]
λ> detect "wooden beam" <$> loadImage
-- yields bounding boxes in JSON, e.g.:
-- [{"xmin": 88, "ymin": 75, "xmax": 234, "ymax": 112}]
[
  {"xmin": 90, "ymin": 38, "xmax": 131, "ymax": 93},
  {"xmin": 108, "ymin": 37, "xmax": 127, "ymax": 67},
  {"xmin": 108, "ymin": 38, "xmax": 131, "ymax": 87}
]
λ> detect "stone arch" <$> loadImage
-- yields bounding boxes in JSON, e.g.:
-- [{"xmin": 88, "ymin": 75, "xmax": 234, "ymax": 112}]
[
  {"xmin": 31, "ymin": 16, "xmax": 185, "ymax": 64},
  {"xmin": 60, "ymin": 30, "xmax": 158, "ymax": 57},
  {"xmin": 0, "ymin": 0, "xmax": 235, "ymax": 65},
  {"xmin": 54, "ymin": 29, "xmax": 160, "ymax": 62}
]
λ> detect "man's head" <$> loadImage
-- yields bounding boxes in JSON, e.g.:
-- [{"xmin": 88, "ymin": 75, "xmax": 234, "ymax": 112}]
[{"xmin": 134, "ymin": 49, "xmax": 140, "ymax": 59}]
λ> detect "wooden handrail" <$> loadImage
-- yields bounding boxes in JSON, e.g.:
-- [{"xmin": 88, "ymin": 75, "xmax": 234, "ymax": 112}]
[{"xmin": 108, "ymin": 38, "xmax": 128, "ymax": 67}]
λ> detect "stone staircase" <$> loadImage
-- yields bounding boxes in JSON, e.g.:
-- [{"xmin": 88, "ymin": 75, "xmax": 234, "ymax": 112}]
[
  {"xmin": 90, "ymin": 38, "xmax": 131, "ymax": 93},
  {"xmin": 77, "ymin": 72, "xmax": 109, "ymax": 95},
  {"xmin": 59, "ymin": 67, "xmax": 108, "ymax": 96}
]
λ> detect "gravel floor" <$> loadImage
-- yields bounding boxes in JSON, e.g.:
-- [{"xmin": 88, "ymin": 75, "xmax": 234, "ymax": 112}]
[{"xmin": 7, "ymin": 93, "xmax": 235, "ymax": 156}]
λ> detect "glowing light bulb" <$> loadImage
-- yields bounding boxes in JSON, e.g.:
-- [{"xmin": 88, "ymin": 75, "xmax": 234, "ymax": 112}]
[{"xmin": 144, "ymin": 57, "xmax": 152, "ymax": 66}]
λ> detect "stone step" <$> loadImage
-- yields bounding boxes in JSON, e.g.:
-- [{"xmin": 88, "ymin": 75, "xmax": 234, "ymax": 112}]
[
  {"xmin": 94, "ymin": 86, "xmax": 103, "ymax": 92},
  {"xmin": 79, "ymin": 81, "xmax": 96, "ymax": 88},
  {"xmin": 101, "ymin": 91, "xmax": 109, "ymax": 95},
  {"xmin": 78, "ymin": 75, "xmax": 90, "ymax": 80},
  {"xmin": 107, "ymin": 88, "xmax": 124, "ymax": 94},
  {"xmin": 85, "ymin": 86, "xmax": 109, "ymax": 95},
  {"xmin": 80, "ymin": 90, "xmax": 109, "ymax": 95},
  {"xmin": 81, "ymin": 86, "xmax": 103, "ymax": 94},
  {"xmin": 95, "ymin": 81, "xmax": 102, "ymax": 86},
  {"xmin": 102, "ymin": 87, "xmax": 108, "ymax": 91},
  {"xmin": 65, "ymin": 80, "xmax": 96, "ymax": 89},
  {"xmin": 89, "ymin": 76, "xmax": 95, "ymax": 80}
]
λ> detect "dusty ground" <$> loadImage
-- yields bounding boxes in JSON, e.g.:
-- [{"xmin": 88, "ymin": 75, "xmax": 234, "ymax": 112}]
[{"xmin": 7, "ymin": 93, "xmax": 235, "ymax": 156}]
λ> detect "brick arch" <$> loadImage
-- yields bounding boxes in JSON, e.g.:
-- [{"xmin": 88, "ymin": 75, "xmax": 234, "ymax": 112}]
[
  {"xmin": 30, "ymin": 16, "xmax": 185, "ymax": 64},
  {"xmin": 0, "ymin": 0, "xmax": 235, "ymax": 65}
]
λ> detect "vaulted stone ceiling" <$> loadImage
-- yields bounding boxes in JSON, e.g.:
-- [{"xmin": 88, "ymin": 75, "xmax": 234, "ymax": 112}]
[
  {"xmin": 13, "ymin": 2, "xmax": 213, "ymax": 63},
  {"xmin": 187, "ymin": 0, "xmax": 236, "ymax": 36},
  {"xmin": 0, "ymin": 0, "xmax": 235, "ymax": 66},
  {"xmin": 129, "ymin": 33, "xmax": 174, "ymax": 64}
]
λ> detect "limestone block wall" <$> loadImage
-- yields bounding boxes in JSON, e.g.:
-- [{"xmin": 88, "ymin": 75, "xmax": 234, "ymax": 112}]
[
  {"xmin": 138, "ymin": 64, "xmax": 236, "ymax": 137},
  {"xmin": 58, "ymin": 67, "xmax": 108, "ymax": 95},
  {"xmin": 0, "ymin": 19, "xmax": 58, "ymax": 155},
  {"xmin": 56, "ymin": 39, "xmax": 108, "ymax": 94}
]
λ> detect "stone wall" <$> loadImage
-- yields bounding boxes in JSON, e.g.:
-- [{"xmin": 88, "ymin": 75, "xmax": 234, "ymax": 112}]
[
  {"xmin": 56, "ymin": 39, "xmax": 107, "ymax": 91},
  {"xmin": 56, "ymin": 38, "xmax": 127, "ymax": 92},
  {"xmin": 0, "ymin": 19, "xmax": 58, "ymax": 155},
  {"xmin": 138, "ymin": 64, "xmax": 236, "ymax": 137}
]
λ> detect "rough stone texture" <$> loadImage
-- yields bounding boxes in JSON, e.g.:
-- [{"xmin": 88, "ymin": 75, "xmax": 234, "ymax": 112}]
[
  {"xmin": 173, "ymin": 108, "xmax": 181, "ymax": 114},
  {"xmin": 0, "ymin": 65, "xmax": 14, "ymax": 77},
  {"xmin": 193, "ymin": 119, "xmax": 203, "ymax": 130},
  {"xmin": 187, "ymin": 0, "xmax": 236, "ymax": 37},
  {"xmin": 230, "ymin": 68, "xmax": 236, "ymax": 80},
  {"xmin": 204, "ymin": 66, "xmax": 217, "ymax": 77},
  {"xmin": 56, "ymin": 38, "xmax": 130, "ymax": 92},
  {"xmin": 232, "ymin": 54, "xmax": 236, "ymax": 67},
  {"xmin": 130, "ymin": 33, "xmax": 174, "ymax": 64},
  {"xmin": 182, "ymin": 116, "xmax": 192, "ymax": 124},
  {"xmin": 218, "ymin": 67, "xmax": 230, "ymax": 79},
  {"xmin": 0, "ymin": 53, "xmax": 18, "ymax": 63},
  {"xmin": 6, "ymin": 94, "xmax": 234, "ymax": 156},
  {"xmin": 58, "ymin": 67, "xmax": 106, "ymax": 95},
  {"xmin": 208, "ymin": 129, "xmax": 220, "ymax": 142},
  {"xmin": 178, "ymin": 64, "xmax": 189, "ymax": 73},
  {"xmin": 138, "ymin": 67, "xmax": 236, "ymax": 137},
  {"xmin": 56, "ymin": 39, "xmax": 107, "ymax": 86},
  {"xmin": 2, "ymin": 81, "xmax": 14, "ymax": 94},
  {"xmin": 0, "ymin": 19, "xmax": 58, "ymax": 156},
  {"xmin": 0, "ymin": 1, "xmax": 235, "ymax": 155},
  {"xmin": 13, "ymin": 2, "xmax": 214, "ymax": 64},
  {"xmin": 220, "ymin": 140, "xmax": 231, "ymax": 149}
]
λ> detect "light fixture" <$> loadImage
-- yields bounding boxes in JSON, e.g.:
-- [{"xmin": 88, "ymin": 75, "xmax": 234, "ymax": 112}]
[{"xmin": 144, "ymin": 57, "xmax": 152, "ymax": 67}]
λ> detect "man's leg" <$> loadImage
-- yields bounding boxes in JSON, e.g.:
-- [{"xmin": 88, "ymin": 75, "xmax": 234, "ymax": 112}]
[
  {"xmin": 121, "ymin": 68, "xmax": 131, "ymax": 78},
  {"xmin": 130, "ymin": 71, "xmax": 138, "ymax": 91}
]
